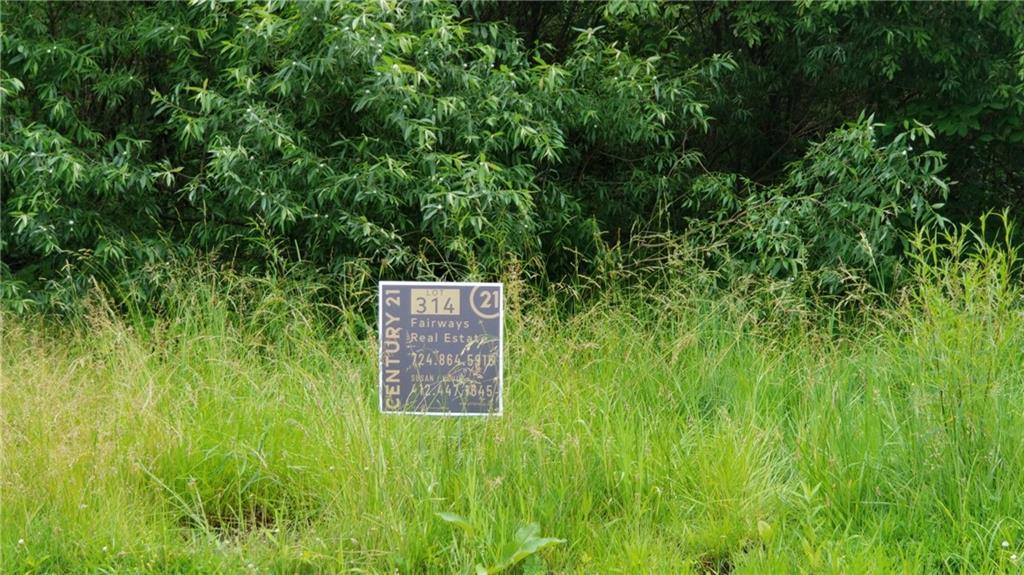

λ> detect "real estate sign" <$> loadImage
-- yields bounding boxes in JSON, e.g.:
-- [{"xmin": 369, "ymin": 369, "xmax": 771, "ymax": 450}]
[{"xmin": 378, "ymin": 282, "xmax": 503, "ymax": 415}]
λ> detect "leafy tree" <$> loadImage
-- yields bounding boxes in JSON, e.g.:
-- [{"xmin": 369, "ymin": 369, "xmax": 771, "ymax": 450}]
[
  {"xmin": 692, "ymin": 116, "xmax": 948, "ymax": 292},
  {"xmin": 2, "ymin": 0, "xmax": 726, "ymax": 305},
  {"xmin": 490, "ymin": 1, "xmax": 1023, "ymax": 216},
  {"xmin": 1, "ymin": 0, "xmax": 1019, "ymax": 309}
]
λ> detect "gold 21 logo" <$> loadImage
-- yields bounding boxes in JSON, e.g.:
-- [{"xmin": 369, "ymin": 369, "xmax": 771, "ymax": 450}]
[{"xmin": 469, "ymin": 286, "xmax": 501, "ymax": 319}]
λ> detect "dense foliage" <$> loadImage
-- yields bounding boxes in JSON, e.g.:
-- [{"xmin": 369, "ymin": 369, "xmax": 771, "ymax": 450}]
[{"xmin": 2, "ymin": 1, "xmax": 1022, "ymax": 308}]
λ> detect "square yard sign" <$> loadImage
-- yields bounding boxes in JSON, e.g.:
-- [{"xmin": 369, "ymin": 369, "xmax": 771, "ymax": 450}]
[{"xmin": 378, "ymin": 282, "xmax": 503, "ymax": 415}]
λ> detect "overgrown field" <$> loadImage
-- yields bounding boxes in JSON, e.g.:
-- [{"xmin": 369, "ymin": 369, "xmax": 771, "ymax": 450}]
[{"xmin": 2, "ymin": 233, "xmax": 1023, "ymax": 574}]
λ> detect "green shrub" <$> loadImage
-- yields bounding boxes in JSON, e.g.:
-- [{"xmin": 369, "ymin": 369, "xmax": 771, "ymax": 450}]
[
  {"xmin": 1, "ymin": 1, "xmax": 728, "ymax": 307},
  {"xmin": 4, "ymin": 0, "xmax": 1018, "ymax": 310},
  {"xmin": 691, "ymin": 116, "xmax": 949, "ymax": 293}
]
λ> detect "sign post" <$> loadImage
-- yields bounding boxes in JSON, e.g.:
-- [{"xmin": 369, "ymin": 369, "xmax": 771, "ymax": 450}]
[{"xmin": 378, "ymin": 282, "xmax": 503, "ymax": 416}]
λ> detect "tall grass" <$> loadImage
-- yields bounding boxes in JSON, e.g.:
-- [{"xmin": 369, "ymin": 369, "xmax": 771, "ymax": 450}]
[{"xmin": 2, "ymin": 222, "xmax": 1022, "ymax": 574}]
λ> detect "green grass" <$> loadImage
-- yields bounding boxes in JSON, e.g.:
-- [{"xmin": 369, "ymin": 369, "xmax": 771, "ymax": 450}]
[{"xmin": 2, "ymin": 231, "xmax": 1023, "ymax": 574}]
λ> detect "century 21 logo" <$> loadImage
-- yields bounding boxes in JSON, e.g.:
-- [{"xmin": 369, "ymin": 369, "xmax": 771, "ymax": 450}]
[{"xmin": 470, "ymin": 285, "xmax": 500, "ymax": 319}]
